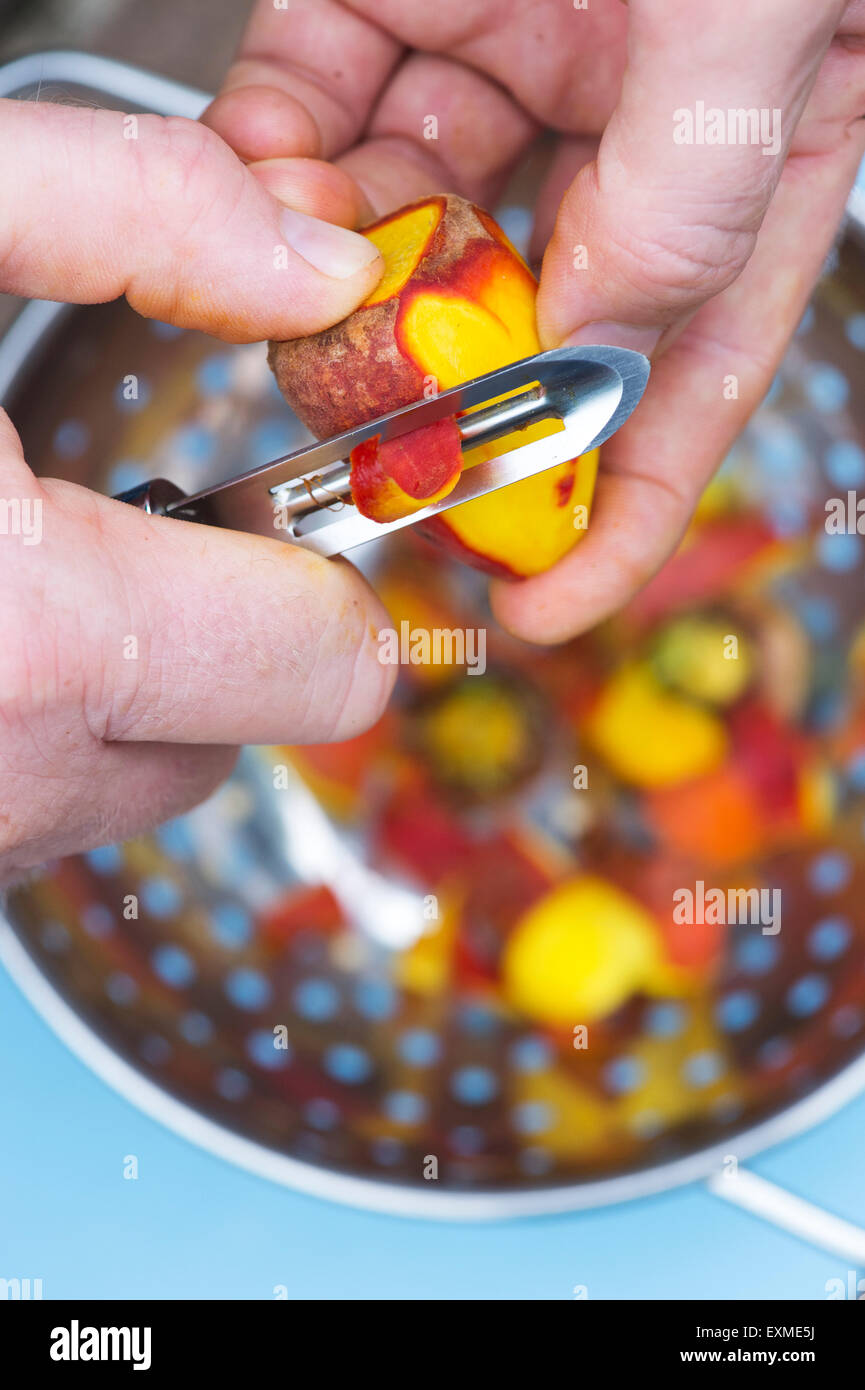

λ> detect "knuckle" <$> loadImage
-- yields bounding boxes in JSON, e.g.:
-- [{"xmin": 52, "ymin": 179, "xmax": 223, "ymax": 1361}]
[
  {"xmin": 606, "ymin": 212, "xmax": 757, "ymax": 310},
  {"xmin": 125, "ymin": 115, "xmax": 248, "ymax": 325},
  {"xmin": 140, "ymin": 115, "xmax": 227, "ymax": 199},
  {"xmin": 0, "ymin": 588, "xmax": 60, "ymax": 738},
  {"xmin": 131, "ymin": 115, "xmax": 246, "ymax": 248},
  {"xmin": 0, "ymin": 596, "xmax": 82, "ymax": 863}
]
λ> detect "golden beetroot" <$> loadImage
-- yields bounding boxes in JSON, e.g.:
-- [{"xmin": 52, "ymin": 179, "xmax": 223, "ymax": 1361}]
[{"xmin": 269, "ymin": 194, "xmax": 598, "ymax": 578}]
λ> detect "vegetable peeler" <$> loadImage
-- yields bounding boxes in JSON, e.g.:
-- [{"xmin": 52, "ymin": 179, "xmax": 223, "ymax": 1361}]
[{"xmin": 116, "ymin": 345, "xmax": 649, "ymax": 556}]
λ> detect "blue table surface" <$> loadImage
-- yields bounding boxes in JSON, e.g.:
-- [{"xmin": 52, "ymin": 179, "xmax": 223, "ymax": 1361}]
[{"xmin": 1, "ymin": 962, "xmax": 863, "ymax": 1301}]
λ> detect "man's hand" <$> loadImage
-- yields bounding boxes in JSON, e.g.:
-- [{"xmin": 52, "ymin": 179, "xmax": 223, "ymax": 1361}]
[
  {"xmin": 0, "ymin": 98, "xmax": 392, "ymax": 879},
  {"xmin": 206, "ymin": 0, "xmax": 865, "ymax": 639},
  {"xmin": 1, "ymin": 98, "xmax": 383, "ymax": 337}
]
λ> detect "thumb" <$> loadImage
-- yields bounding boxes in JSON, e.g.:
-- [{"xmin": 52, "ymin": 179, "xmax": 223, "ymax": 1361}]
[
  {"xmin": 536, "ymin": 0, "xmax": 844, "ymax": 354},
  {"xmin": 0, "ymin": 98, "xmax": 382, "ymax": 342}
]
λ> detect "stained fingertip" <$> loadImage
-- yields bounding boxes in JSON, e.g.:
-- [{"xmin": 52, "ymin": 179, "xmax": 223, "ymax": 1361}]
[{"xmin": 202, "ymin": 85, "xmax": 321, "ymax": 162}]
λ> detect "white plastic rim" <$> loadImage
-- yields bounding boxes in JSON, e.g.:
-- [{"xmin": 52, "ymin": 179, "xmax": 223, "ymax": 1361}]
[{"xmin": 2, "ymin": 51, "xmax": 865, "ymax": 1221}]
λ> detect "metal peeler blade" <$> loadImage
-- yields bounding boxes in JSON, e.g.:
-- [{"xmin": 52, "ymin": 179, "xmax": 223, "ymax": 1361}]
[{"xmin": 116, "ymin": 345, "xmax": 650, "ymax": 558}]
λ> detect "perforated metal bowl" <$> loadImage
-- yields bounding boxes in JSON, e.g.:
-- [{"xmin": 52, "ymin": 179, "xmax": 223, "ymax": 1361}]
[{"xmin": 2, "ymin": 54, "xmax": 865, "ymax": 1234}]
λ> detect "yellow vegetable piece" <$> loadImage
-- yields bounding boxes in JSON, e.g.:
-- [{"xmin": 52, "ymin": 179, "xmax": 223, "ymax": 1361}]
[
  {"xmin": 419, "ymin": 682, "xmax": 533, "ymax": 794},
  {"xmin": 653, "ymin": 617, "xmax": 752, "ymax": 706},
  {"xmin": 587, "ymin": 663, "xmax": 728, "ymax": 789},
  {"xmin": 503, "ymin": 876, "xmax": 664, "ymax": 1025}
]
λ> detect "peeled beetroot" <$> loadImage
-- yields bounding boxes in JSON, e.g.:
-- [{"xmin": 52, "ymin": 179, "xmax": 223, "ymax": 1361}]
[{"xmin": 269, "ymin": 194, "xmax": 599, "ymax": 577}]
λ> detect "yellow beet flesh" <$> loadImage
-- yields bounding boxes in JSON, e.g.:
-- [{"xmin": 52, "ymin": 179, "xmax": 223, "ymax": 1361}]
[{"xmin": 363, "ymin": 201, "xmax": 443, "ymax": 308}]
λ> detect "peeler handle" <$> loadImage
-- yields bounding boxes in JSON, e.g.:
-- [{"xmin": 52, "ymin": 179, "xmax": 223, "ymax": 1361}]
[{"xmin": 114, "ymin": 478, "xmax": 188, "ymax": 515}]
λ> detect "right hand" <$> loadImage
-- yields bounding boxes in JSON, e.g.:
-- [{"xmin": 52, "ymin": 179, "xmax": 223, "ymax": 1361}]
[{"xmin": 205, "ymin": 0, "xmax": 865, "ymax": 644}]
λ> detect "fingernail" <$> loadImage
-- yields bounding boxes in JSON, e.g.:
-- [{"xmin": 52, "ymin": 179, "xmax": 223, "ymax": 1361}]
[
  {"xmin": 564, "ymin": 321, "xmax": 663, "ymax": 357},
  {"xmin": 279, "ymin": 206, "xmax": 381, "ymax": 279}
]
